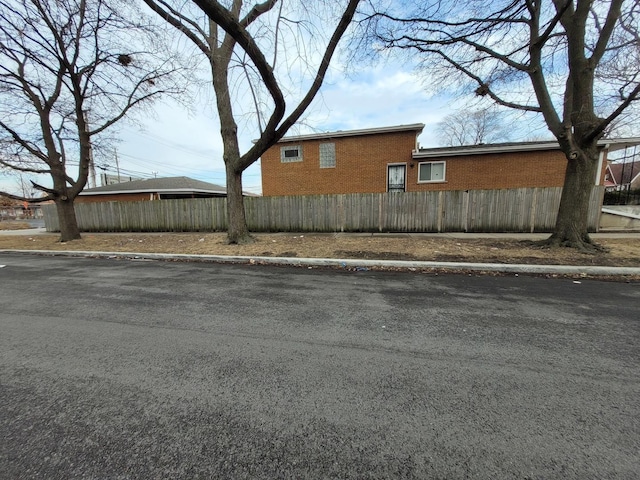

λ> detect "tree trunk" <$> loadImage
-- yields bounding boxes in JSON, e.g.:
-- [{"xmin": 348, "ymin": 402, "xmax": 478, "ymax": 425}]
[
  {"xmin": 226, "ymin": 163, "xmax": 251, "ymax": 244},
  {"xmin": 547, "ymin": 149, "xmax": 599, "ymax": 250},
  {"xmin": 55, "ymin": 197, "xmax": 81, "ymax": 242},
  {"xmin": 207, "ymin": 26, "xmax": 254, "ymax": 245}
]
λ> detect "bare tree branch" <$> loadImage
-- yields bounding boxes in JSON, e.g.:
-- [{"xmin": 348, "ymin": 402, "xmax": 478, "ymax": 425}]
[
  {"xmin": 0, "ymin": 0, "xmax": 186, "ymax": 240},
  {"xmin": 141, "ymin": 0, "xmax": 211, "ymax": 55},
  {"xmin": 144, "ymin": 0, "xmax": 361, "ymax": 242},
  {"xmin": 0, "ymin": 121, "xmax": 49, "ymax": 162},
  {"xmin": 589, "ymin": 82, "xmax": 640, "ymax": 142},
  {"xmin": 359, "ymin": 0, "xmax": 640, "ymax": 248}
]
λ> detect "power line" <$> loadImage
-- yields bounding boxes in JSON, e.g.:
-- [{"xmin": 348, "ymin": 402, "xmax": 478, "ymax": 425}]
[{"xmin": 126, "ymin": 130, "xmax": 219, "ymax": 160}]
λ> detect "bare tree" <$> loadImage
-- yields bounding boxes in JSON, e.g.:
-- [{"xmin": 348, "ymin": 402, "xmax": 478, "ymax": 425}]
[
  {"xmin": 0, "ymin": 0, "xmax": 184, "ymax": 241},
  {"xmin": 436, "ymin": 108, "xmax": 512, "ymax": 146},
  {"xmin": 364, "ymin": 0, "xmax": 640, "ymax": 250},
  {"xmin": 142, "ymin": 0, "xmax": 360, "ymax": 244}
]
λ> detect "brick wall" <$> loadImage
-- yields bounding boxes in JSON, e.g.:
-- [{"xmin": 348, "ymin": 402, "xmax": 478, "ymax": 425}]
[
  {"xmin": 262, "ymin": 133, "xmax": 608, "ymax": 195},
  {"xmin": 76, "ymin": 193, "xmax": 156, "ymax": 203},
  {"xmin": 261, "ymin": 130, "xmax": 417, "ymax": 196},
  {"xmin": 411, "ymin": 150, "xmax": 569, "ymax": 191}
]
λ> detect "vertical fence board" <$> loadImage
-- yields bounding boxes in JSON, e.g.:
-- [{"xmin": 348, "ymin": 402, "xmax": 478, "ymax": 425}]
[{"xmin": 441, "ymin": 190, "xmax": 466, "ymax": 231}]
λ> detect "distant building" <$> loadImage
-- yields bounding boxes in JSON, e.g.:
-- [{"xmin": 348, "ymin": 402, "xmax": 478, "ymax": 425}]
[
  {"xmin": 100, "ymin": 173, "xmax": 143, "ymax": 186},
  {"xmin": 77, "ymin": 176, "xmax": 256, "ymax": 203},
  {"xmin": 605, "ymin": 160, "xmax": 640, "ymax": 191},
  {"xmin": 0, "ymin": 195, "xmax": 47, "ymax": 219}
]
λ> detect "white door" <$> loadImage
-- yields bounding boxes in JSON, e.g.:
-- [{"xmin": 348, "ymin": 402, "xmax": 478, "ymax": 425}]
[{"xmin": 387, "ymin": 165, "xmax": 406, "ymax": 192}]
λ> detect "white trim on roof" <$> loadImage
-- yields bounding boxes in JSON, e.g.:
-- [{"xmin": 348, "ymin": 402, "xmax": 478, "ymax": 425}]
[
  {"xmin": 412, "ymin": 137, "xmax": 640, "ymax": 159},
  {"xmin": 605, "ymin": 138, "xmax": 640, "ymax": 152},
  {"xmin": 413, "ymin": 142, "xmax": 559, "ymax": 158},
  {"xmin": 79, "ymin": 188, "xmax": 227, "ymax": 196},
  {"xmin": 276, "ymin": 123, "xmax": 425, "ymax": 143}
]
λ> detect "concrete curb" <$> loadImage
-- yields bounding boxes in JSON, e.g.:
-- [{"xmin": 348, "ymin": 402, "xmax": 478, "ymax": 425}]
[{"xmin": 2, "ymin": 248, "xmax": 639, "ymax": 276}]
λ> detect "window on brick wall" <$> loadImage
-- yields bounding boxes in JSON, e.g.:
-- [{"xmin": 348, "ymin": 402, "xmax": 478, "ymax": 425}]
[
  {"xmin": 319, "ymin": 142, "xmax": 336, "ymax": 168},
  {"xmin": 418, "ymin": 161, "xmax": 446, "ymax": 182},
  {"xmin": 281, "ymin": 145, "xmax": 302, "ymax": 163}
]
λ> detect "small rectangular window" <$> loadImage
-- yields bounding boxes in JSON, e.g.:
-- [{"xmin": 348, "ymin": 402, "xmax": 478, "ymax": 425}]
[
  {"xmin": 418, "ymin": 161, "xmax": 446, "ymax": 182},
  {"xmin": 281, "ymin": 145, "xmax": 302, "ymax": 163},
  {"xmin": 319, "ymin": 142, "xmax": 336, "ymax": 168}
]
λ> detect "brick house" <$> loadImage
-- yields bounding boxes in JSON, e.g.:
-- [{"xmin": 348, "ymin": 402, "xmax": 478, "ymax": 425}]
[
  {"xmin": 77, "ymin": 176, "xmax": 254, "ymax": 203},
  {"xmin": 605, "ymin": 160, "xmax": 640, "ymax": 191},
  {"xmin": 0, "ymin": 195, "xmax": 47, "ymax": 219},
  {"xmin": 261, "ymin": 124, "xmax": 639, "ymax": 196},
  {"xmin": 261, "ymin": 124, "xmax": 424, "ymax": 196}
]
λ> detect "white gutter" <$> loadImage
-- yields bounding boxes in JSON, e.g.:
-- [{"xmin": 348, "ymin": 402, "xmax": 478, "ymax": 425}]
[
  {"xmin": 601, "ymin": 208, "xmax": 640, "ymax": 220},
  {"xmin": 79, "ymin": 188, "xmax": 227, "ymax": 196},
  {"xmin": 596, "ymin": 145, "xmax": 608, "ymax": 185},
  {"xmin": 413, "ymin": 142, "xmax": 561, "ymax": 158},
  {"xmin": 275, "ymin": 123, "xmax": 425, "ymax": 143},
  {"xmin": 412, "ymin": 137, "xmax": 640, "ymax": 159}
]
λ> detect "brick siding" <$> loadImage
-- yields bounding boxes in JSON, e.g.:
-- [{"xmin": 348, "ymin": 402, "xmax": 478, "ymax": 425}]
[
  {"xmin": 411, "ymin": 150, "xmax": 569, "ymax": 191},
  {"xmin": 261, "ymin": 131, "xmax": 417, "ymax": 196},
  {"xmin": 76, "ymin": 193, "xmax": 156, "ymax": 203},
  {"xmin": 262, "ymin": 132, "xmax": 608, "ymax": 196}
]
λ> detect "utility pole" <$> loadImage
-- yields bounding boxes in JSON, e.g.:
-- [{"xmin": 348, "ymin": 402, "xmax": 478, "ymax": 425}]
[
  {"xmin": 83, "ymin": 109, "xmax": 96, "ymax": 188},
  {"xmin": 115, "ymin": 149, "xmax": 121, "ymax": 183},
  {"xmin": 89, "ymin": 151, "xmax": 96, "ymax": 188}
]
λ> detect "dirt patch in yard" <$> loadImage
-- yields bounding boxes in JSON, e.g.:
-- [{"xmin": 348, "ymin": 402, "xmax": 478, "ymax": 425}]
[
  {"xmin": 0, "ymin": 221, "xmax": 31, "ymax": 230},
  {"xmin": 1, "ymin": 231, "xmax": 639, "ymax": 268},
  {"xmin": 334, "ymin": 250, "xmax": 420, "ymax": 261}
]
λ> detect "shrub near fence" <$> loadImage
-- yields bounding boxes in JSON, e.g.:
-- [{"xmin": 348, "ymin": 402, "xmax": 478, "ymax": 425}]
[
  {"xmin": 43, "ymin": 186, "xmax": 605, "ymax": 233},
  {"xmin": 603, "ymin": 188, "xmax": 640, "ymax": 206}
]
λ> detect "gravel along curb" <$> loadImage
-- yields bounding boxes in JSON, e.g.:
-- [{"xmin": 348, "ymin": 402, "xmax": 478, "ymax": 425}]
[{"xmin": 2, "ymin": 249, "xmax": 640, "ymax": 276}]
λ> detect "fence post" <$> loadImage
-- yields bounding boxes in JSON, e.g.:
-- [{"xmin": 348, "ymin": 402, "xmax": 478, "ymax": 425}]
[
  {"xmin": 338, "ymin": 195, "xmax": 345, "ymax": 232},
  {"xmin": 529, "ymin": 188, "xmax": 538, "ymax": 233},
  {"xmin": 437, "ymin": 190, "xmax": 444, "ymax": 233},
  {"xmin": 463, "ymin": 190, "xmax": 469, "ymax": 233},
  {"xmin": 378, "ymin": 194, "xmax": 384, "ymax": 232}
]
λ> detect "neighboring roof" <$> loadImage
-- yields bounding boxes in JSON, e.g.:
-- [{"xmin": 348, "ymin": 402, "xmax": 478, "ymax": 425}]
[
  {"xmin": 413, "ymin": 137, "xmax": 640, "ymax": 159},
  {"xmin": 608, "ymin": 161, "xmax": 640, "ymax": 185},
  {"xmin": 79, "ymin": 177, "xmax": 228, "ymax": 196},
  {"xmin": 274, "ymin": 124, "xmax": 426, "ymax": 144},
  {"xmin": 0, "ymin": 195, "xmax": 50, "ymax": 206}
]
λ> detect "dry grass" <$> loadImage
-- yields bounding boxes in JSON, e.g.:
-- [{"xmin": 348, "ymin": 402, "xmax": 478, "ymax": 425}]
[
  {"xmin": 0, "ymin": 221, "xmax": 32, "ymax": 231},
  {"xmin": 1, "ymin": 231, "xmax": 639, "ymax": 267}
]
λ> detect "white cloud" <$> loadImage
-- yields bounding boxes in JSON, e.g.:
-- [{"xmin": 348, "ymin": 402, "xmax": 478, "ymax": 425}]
[
  {"xmin": 0, "ymin": 47, "xmax": 552, "ymax": 199},
  {"xmin": 88, "ymin": 62, "xmax": 459, "ymax": 197},
  {"xmin": 293, "ymin": 65, "xmax": 453, "ymax": 147}
]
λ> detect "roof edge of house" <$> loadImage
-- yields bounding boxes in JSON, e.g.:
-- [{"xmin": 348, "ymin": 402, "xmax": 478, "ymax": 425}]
[
  {"xmin": 79, "ymin": 188, "xmax": 227, "ymax": 196},
  {"xmin": 273, "ymin": 123, "xmax": 426, "ymax": 143},
  {"xmin": 413, "ymin": 137, "xmax": 640, "ymax": 159}
]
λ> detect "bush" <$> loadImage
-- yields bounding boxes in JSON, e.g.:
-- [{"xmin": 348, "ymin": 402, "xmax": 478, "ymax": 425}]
[{"xmin": 604, "ymin": 188, "xmax": 640, "ymax": 205}]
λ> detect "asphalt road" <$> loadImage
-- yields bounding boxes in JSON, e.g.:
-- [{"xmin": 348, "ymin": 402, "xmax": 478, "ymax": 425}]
[{"xmin": 1, "ymin": 253, "xmax": 638, "ymax": 479}]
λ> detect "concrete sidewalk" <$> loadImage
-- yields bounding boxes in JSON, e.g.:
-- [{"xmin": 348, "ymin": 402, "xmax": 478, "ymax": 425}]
[
  {"xmin": 2, "ymin": 229, "xmax": 639, "ymax": 276},
  {"xmin": 2, "ymin": 248, "xmax": 639, "ymax": 277},
  {"xmin": 0, "ymin": 227, "xmax": 48, "ymax": 236}
]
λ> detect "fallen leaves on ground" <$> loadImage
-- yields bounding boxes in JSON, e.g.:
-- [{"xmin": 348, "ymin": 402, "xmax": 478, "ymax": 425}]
[{"xmin": 0, "ymin": 231, "xmax": 639, "ymax": 268}]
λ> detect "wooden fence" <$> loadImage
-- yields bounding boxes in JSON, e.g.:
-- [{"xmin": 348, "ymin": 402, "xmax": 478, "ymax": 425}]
[{"xmin": 43, "ymin": 186, "xmax": 605, "ymax": 233}]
